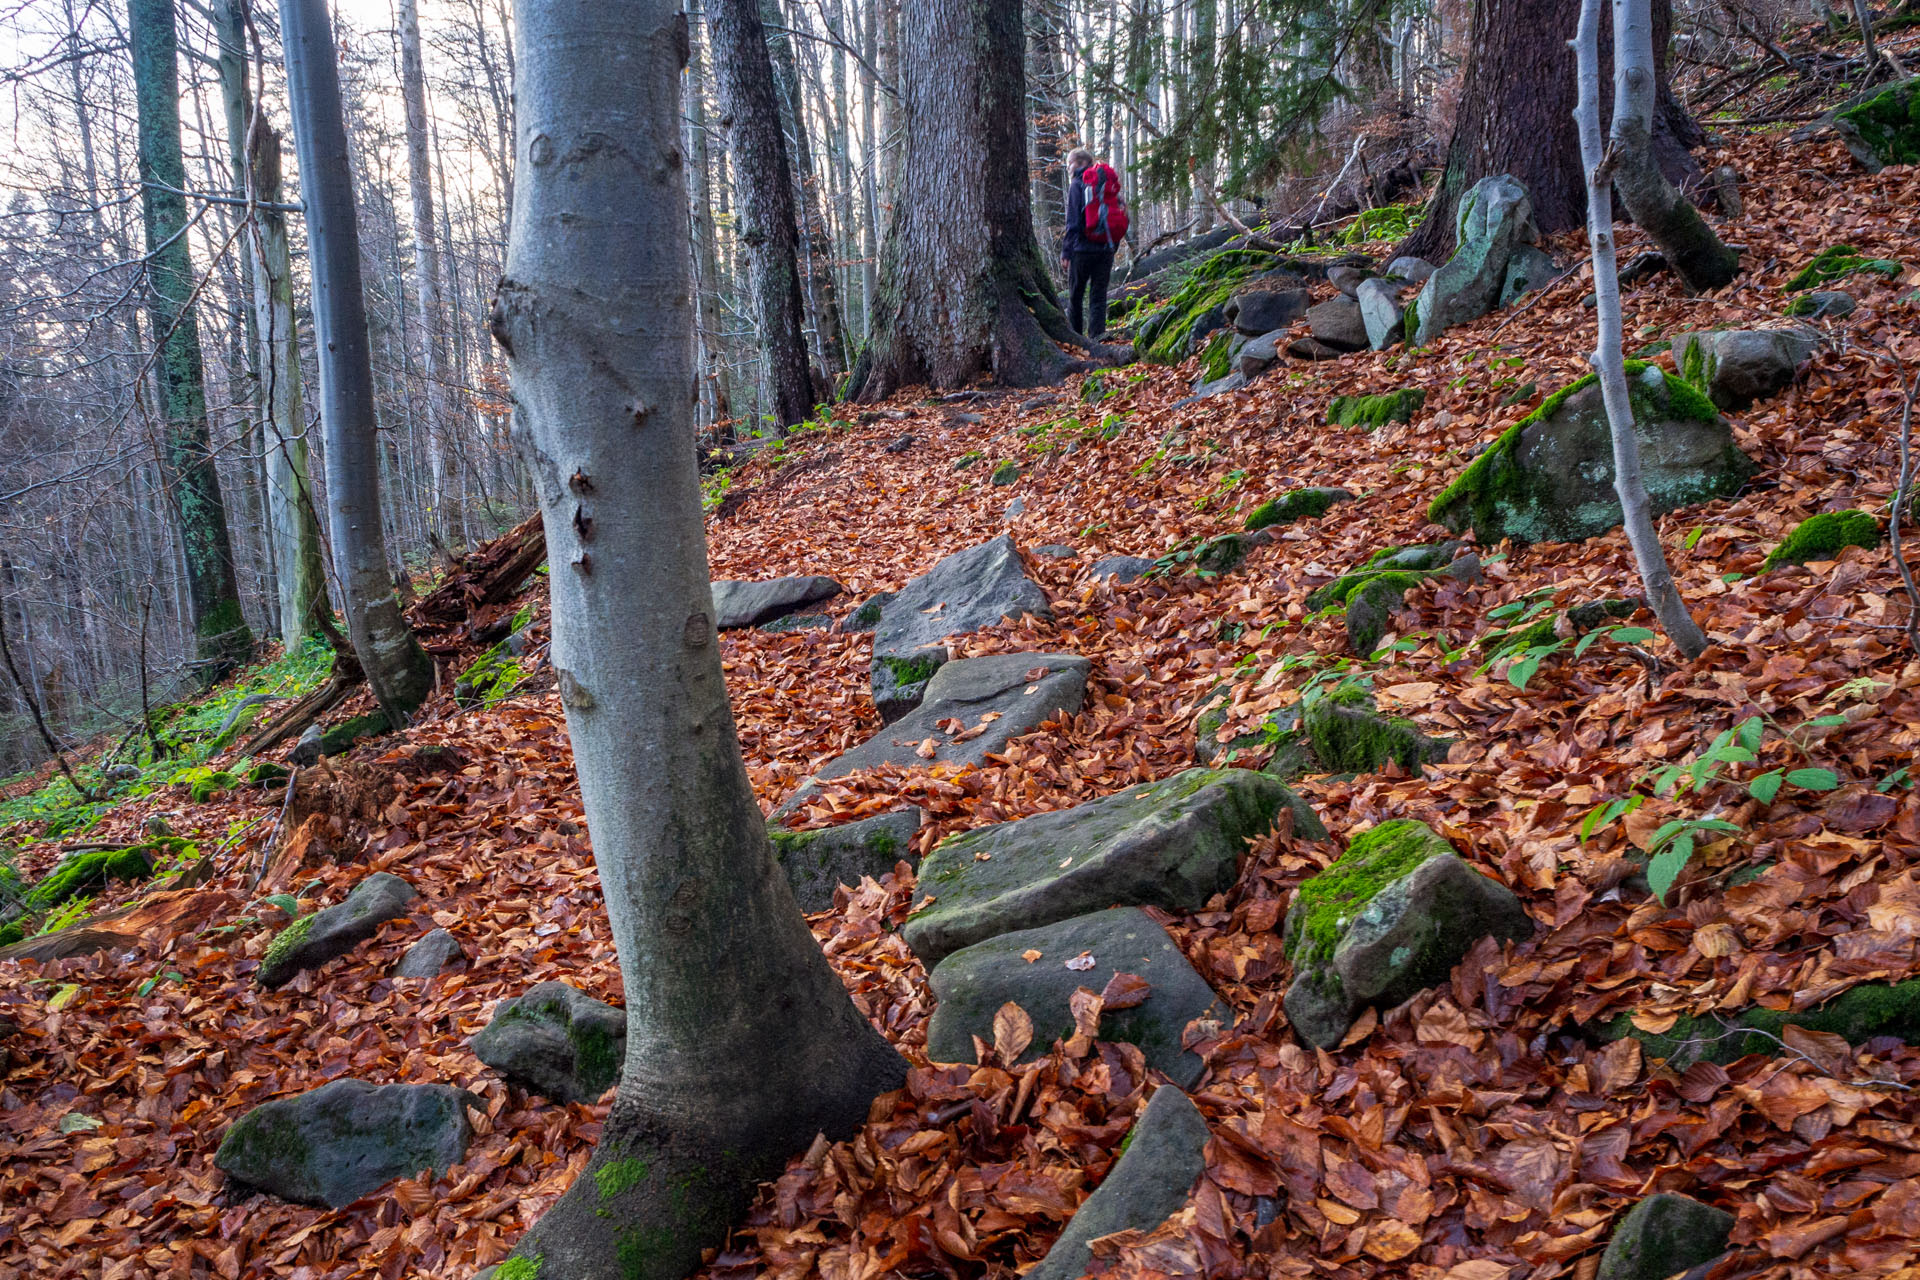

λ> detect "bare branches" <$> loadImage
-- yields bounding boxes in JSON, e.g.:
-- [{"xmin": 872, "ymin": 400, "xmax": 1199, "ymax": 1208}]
[{"xmin": 1891, "ymin": 374, "xmax": 1920, "ymax": 656}]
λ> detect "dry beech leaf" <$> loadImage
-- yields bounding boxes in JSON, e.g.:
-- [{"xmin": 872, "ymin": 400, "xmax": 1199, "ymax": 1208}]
[{"xmin": 991, "ymin": 1001, "xmax": 1033, "ymax": 1063}]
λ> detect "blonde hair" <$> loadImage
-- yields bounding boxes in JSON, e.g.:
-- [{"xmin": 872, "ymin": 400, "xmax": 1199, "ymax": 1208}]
[{"xmin": 1066, "ymin": 148, "xmax": 1094, "ymax": 173}]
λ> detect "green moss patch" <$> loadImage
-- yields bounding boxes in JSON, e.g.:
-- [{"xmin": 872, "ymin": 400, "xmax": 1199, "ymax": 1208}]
[
  {"xmin": 1835, "ymin": 80, "xmax": 1920, "ymax": 168},
  {"xmin": 1785, "ymin": 244, "xmax": 1905, "ymax": 291},
  {"xmin": 878, "ymin": 654, "xmax": 942, "ymax": 686},
  {"xmin": 1605, "ymin": 977, "xmax": 1920, "ymax": 1066},
  {"xmin": 22, "ymin": 845, "xmax": 157, "ymax": 916},
  {"xmin": 1288, "ymin": 819, "xmax": 1451, "ymax": 963},
  {"xmin": 1762, "ymin": 509, "xmax": 1881, "ymax": 569},
  {"xmin": 1198, "ymin": 329, "xmax": 1235, "ymax": 383},
  {"xmin": 1244, "ymin": 487, "xmax": 1352, "ymax": 532},
  {"xmin": 1326, "ymin": 388, "xmax": 1426, "ymax": 429},
  {"xmin": 989, "ymin": 461, "xmax": 1021, "ymax": 486},
  {"xmin": 952, "ymin": 451, "xmax": 983, "ymax": 472},
  {"xmin": 261, "ymin": 913, "xmax": 318, "ymax": 970},
  {"xmin": 1302, "ymin": 694, "xmax": 1449, "ymax": 776},
  {"xmin": 455, "ymin": 643, "xmax": 528, "ymax": 709},
  {"xmin": 1132, "ymin": 249, "xmax": 1284, "ymax": 364},
  {"xmin": 495, "ymin": 1257, "xmax": 542, "ymax": 1280},
  {"xmin": 595, "ymin": 1157, "xmax": 649, "ymax": 1200},
  {"xmin": 318, "ymin": 713, "xmax": 389, "ymax": 758}
]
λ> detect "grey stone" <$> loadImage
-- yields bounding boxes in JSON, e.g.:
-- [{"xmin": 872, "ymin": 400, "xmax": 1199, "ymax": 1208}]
[
  {"xmin": 1789, "ymin": 290, "xmax": 1855, "ymax": 319},
  {"xmin": 758, "ymin": 612, "xmax": 833, "ymax": 634},
  {"xmin": 392, "ymin": 928, "xmax": 465, "ymax": 979},
  {"xmin": 905, "ymin": 768, "xmax": 1324, "ymax": 966},
  {"xmin": 770, "ymin": 809, "xmax": 923, "ymax": 912},
  {"xmin": 1385, "ymin": 255, "xmax": 1436, "ymax": 284},
  {"xmin": 1003, "ymin": 499, "xmax": 1027, "ymax": 523},
  {"xmin": 870, "ymin": 536, "xmax": 1052, "ymax": 719},
  {"xmin": 1235, "ymin": 331, "xmax": 1285, "ymax": 380},
  {"xmin": 1089, "ymin": 555, "xmax": 1157, "ymax": 583},
  {"xmin": 1596, "ymin": 1194, "xmax": 1735, "ymax": 1280},
  {"xmin": 257, "ymin": 873, "xmax": 417, "ymax": 988},
  {"xmin": 1500, "ymin": 243, "xmax": 1558, "ymax": 307},
  {"xmin": 710, "ymin": 575, "xmax": 845, "ymax": 630},
  {"xmin": 1033, "ymin": 544, "xmax": 1078, "ymax": 559},
  {"xmin": 471, "ymin": 981, "xmax": 626, "ymax": 1104},
  {"xmin": 926, "ymin": 908, "xmax": 1224, "ymax": 1086},
  {"xmin": 1178, "ymin": 371, "xmax": 1249, "ymax": 407},
  {"xmin": 1307, "ymin": 297, "xmax": 1369, "ymax": 352},
  {"xmin": 291, "ymin": 723, "xmax": 324, "ymax": 767},
  {"xmin": 215, "ymin": 1078, "xmax": 475, "ymax": 1208},
  {"xmin": 1186, "ymin": 304, "xmax": 1228, "ymax": 354},
  {"xmin": 844, "ymin": 592, "xmax": 893, "ymax": 633},
  {"xmin": 1430, "ymin": 364, "xmax": 1756, "ymax": 544},
  {"xmin": 1026, "ymin": 1086, "xmax": 1210, "ymax": 1280},
  {"xmin": 773, "ymin": 653, "xmax": 1090, "ymax": 822},
  {"xmin": 1227, "ymin": 288, "xmax": 1310, "ymax": 336},
  {"xmin": 1355, "ymin": 277, "xmax": 1408, "ymax": 350},
  {"xmin": 1412, "ymin": 174, "xmax": 1537, "ymax": 344},
  {"xmin": 1283, "ymin": 822, "xmax": 1532, "ymax": 1048},
  {"xmin": 1287, "ymin": 335, "xmax": 1350, "ymax": 361},
  {"xmin": 1671, "ymin": 327, "xmax": 1818, "ymax": 410},
  {"xmin": 1326, "ymin": 264, "xmax": 1373, "ymax": 298},
  {"xmin": 884, "ymin": 433, "xmax": 916, "ymax": 454}
]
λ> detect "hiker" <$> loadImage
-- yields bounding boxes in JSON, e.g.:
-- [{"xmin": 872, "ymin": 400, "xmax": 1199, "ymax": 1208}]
[{"xmin": 1061, "ymin": 148, "xmax": 1129, "ymax": 340}]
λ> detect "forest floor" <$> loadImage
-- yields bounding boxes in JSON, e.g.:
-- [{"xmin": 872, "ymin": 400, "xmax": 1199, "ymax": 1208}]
[{"xmin": 4, "ymin": 124, "xmax": 1920, "ymax": 1280}]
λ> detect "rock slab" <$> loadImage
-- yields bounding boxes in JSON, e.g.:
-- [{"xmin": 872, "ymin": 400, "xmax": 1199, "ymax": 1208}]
[
  {"xmin": 1227, "ymin": 289, "xmax": 1309, "ymax": 336},
  {"xmin": 773, "ymin": 653, "xmax": 1090, "ymax": 822},
  {"xmin": 1089, "ymin": 555, "xmax": 1157, "ymax": 583},
  {"xmin": 1596, "ymin": 1193, "xmax": 1735, "ymax": 1280},
  {"xmin": 392, "ymin": 928, "xmax": 465, "ymax": 979},
  {"xmin": 1307, "ymin": 297, "xmax": 1369, "ymax": 353},
  {"xmin": 215, "ymin": 1078, "xmax": 474, "ymax": 1208},
  {"xmin": 870, "ymin": 536, "xmax": 1052, "ymax": 719},
  {"xmin": 771, "ymin": 808, "xmax": 923, "ymax": 912},
  {"xmin": 1025, "ymin": 1086, "xmax": 1210, "ymax": 1280},
  {"xmin": 257, "ymin": 873, "xmax": 417, "ymax": 988},
  {"xmin": 906, "ymin": 767, "xmax": 1323, "ymax": 966},
  {"xmin": 1413, "ymin": 174, "xmax": 1536, "ymax": 344},
  {"xmin": 711, "ymin": 576, "xmax": 844, "ymax": 630},
  {"xmin": 471, "ymin": 981, "xmax": 627, "ymax": 1104},
  {"xmin": 925, "ymin": 908, "xmax": 1224, "ymax": 1086},
  {"xmin": 1355, "ymin": 278, "xmax": 1407, "ymax": 350},
  {"xmin": 1672, "ymin": 327, "xmax": 1816, "ymax": 410}
]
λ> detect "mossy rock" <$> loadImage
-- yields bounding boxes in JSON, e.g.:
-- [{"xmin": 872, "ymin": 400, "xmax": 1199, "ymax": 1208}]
[
  {"xmin": 952, "ymin": 451, "xmax": 984, "ymax": 472},
  {"xmin": 1833, "ymin": 79, "xmax": 1920, "ymax": 171},
  {"xmin": 247, "ymin": 762, "xmax": 293, "ymax": 787},
  {"xmin": 1197, "ymin": 329, "xmax": 1236, "ymax": 384},
  {"xmin": 845, "ymin": 592, "xmax": 893, "ymax": 632},
  {"xmin": 989, "ymin": 461, "xmax": 1021, "ymax": 486},
  {"xmin": 22, "ymin": 845, "xmax": 157, "ymax": 915},
  {"xmin": 1132, "ymin": 249, "xmax": 1287, "ymax": 364},
  {"xmin": 1762, "ymin": 508, "xmax": 1880, "ymax": 569},
  {"xmin": 214, "ymin": 1078, "xmax": 474, "ymax": 1208},
  {"xmin": 1302, "ymin": 693, "xmax": 1451, "ymax": 776},
  {"xmin": 1600, "ymin": 977, "xmax": 1920, "ymax": 1070},
  {"xmin": 769, "ymin": 809, "xmax": 923, "ymax": 912},
  {"xmin": 1326, "ymin": 388, "xmax": 1426, "ymax": 429},
  {"xmin": 471, "ymin": 980, "xmax": 627, "ymax": 1104},
  {"xmin": 1244, "ymin": 487, "xmax": 1354, "ymax": 532},
  {"xmin": 257, "ymin": 873, "xmax": 417, "ymax": 989},
  {"xmin": 317, "ymin": 713, "xmax": 390, "ymax": 758},
  {"xmin": 1428, "ymin": 363, "xmax": 1752, "ymax": 545},
  {"xmin": 1192, "ymin": 686, "xmax": 1299, "ymax": 767},
  {"xmin": 1785, "ymin": 244, "xmax": 1904, "ymax": 291},
  {"xmin": 1596, "ymin": 1194, "xmax": 1734, "ymax": 1280}
]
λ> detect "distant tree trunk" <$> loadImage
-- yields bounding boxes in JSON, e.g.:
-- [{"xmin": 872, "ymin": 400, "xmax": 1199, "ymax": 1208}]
[
  {"xmin": 397, "ymin": 0, "xmax": 458, "ymax": 538},
  {"xmin": 489, "ymin": 4, "xmax": 906, "ymax": 1277},
  {"xmin": 765, "ymin": 0, "xmax": 849, "ymax": 382},
  {"xmin": 1028, "ymin": 2, "xmax": 1070, "ymax": 259},
  {"xmin": 855, "ymin": 0, "xmax": 1105, "ymax": 397},
  {"xmin": 687, "ymin": 0, "xmax": 732, "ymax": 432},
  {"xmin": 708, "ymin": 0, "xmax": 816, "ymax": 429},
  {"xmin": 1401, "ymin": 0, "xmax": 1704, "ymax": 260},
  {"xmin": 127, "ymin": 0, "xmax": 253, "ymax": 684},
  {"xmin": 279, "ymin": 0, "xmax": 436, "ymax": 719}
]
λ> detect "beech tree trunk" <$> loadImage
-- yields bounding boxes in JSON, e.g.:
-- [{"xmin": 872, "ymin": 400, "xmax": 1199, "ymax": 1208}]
[
  {"xmin": 279, "ymin": 0, "xmax": 436, "ymax": 718},
  {"xmin": 397, "ymin": 0, "xmax": 458, "ymax": 533},
  {"xmin": 1402, "ymin": 0, "xmax": 1704, "ymax": 260},
  {"xmin": 127, "ymin": 0, "xmax": 253, "ymax": 683},
  {"xmin": 490, "ymin": 4, "xmax": 906, "ymax": 1276},
  {"xmin": 765, "ymin": 0, "xmax": 850, "ymax": 380},
  {"xmin": 855, "ymin": 0, "xmax": 1104, "ymax": 398},
  {"xmin": 708, "ymin": 0, "xmax": 817, "ymax": 429}
]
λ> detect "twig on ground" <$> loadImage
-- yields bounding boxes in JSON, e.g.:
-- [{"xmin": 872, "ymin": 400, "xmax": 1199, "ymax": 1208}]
[{"xmin": 1890, "ymin": 373, "xmax": 1920, "ymax": 655}]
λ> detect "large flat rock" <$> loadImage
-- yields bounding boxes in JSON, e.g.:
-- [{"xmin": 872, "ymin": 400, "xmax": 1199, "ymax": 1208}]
[
  {"xmin": 926, "ymin": 907, "xmax": 1223, "ymax": 1087},
  {"xmin": 710, "ymin": 576, "xmax": 844, "ymax": 630},
  {"xmin": 870, "ymin": 536, "xmax": 1052, "ymax": 718},
  {"xmin": 770, "ymin": 808, "xmax": 923, "ymax": 912},
  {"xmin": 905, "ymin": 767, "xmax": 1322, "ymax": 966},
  {"xmin": 215, "ymin": 1078, "xmax": 474, "ymax": 1208},
  {"xmin": 772, "ymin": 653, "xmax": 1090, "ymax": 823}
]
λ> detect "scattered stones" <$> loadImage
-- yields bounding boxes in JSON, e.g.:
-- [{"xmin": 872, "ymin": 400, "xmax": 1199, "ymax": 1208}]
[
  {"xmin": 1235, "ymin": 331, "xmax": 1285, "ymax": 381},
  {"xmin": 1500, "ymin": 243, "xmax": 1557, "ymax": 307},
  {"xmin": 769, "ymin": 808, "xmax": 923, "ymax": 912},
  {"xmin": 924, "ymin": 908, "xmax": 1224, "ymax": 1086},
  {"xmin": 393, "ymin": 928, "xmax": 465, "ymax": 979},
  {"xmin": 1672, "ymin": 327, "xmax": 1817, "ymax": 410},
  {"xmin": 1595, "ymin": 1194, "xmax": 1734, "ymax": 1280},
  {"xmin": 905, "ymin": 767, "xmax": 1323, "ymax": 966},
  {"xmin": 1325, "ymin": 264, "xmax": 1373, "ymax": 298},
  {"xmin": 471, "ymin": 981, "xmax": 626, "ymax": 1104},
  {"xmin": 257, "ymin": 873, "xmax": 418, "ymax": 989},
  {"xmin": 1326, "ymin": 388, "xmax": 1425, "ymax": 429},
  {"xmin": 1024, "ymin": 1086, "xmax": 1210, "ymax": 1280},
  {"xmin": 1225, "ymin": 288, "xmax": 1309, "ymax": 335},
  {"xmin": 709, "ymin": 575, "xmax": 845, "ymax": 630},
  {"xmin": 1089, "ymin": 555, "xmax": 1157, "ymax": 583},
  {"xmin": 774, "ymin": 653, "xmax": 1090, "ymax": 822},
  {"xmin": 1355, "ymin": 277, "xmax": 1407, "ymax": 349},
  {"xmin": 215, "ymin": 1078, "xmax": 475, "ymax": 1208},
  {"xmin": 1428, "ymin": 363, "xmax": 1754, "ymax": 544},
  {"xmin": 1018, "ymin": 395, "xmax": 1061, "ymax": 414},
  {"xmin": 1832, "ymin": 78, "xmax": 1920, "ymax": 172},
  {"xmin": 1282, "ymin": 820, "xmax": 1532, "ymax": 1048},
  {"xmin": 1762, "ymin": 508, "xmax": 1881, "ymax": 569},
  {"xmin": 1385, "ymin": 255, "xmax": 1436, "ymax": 284},
  {"xmin": 1033, "ymin": 544, "xmax": 1078, "ymax": 559},
  {"xmin": 1244, "ymin": 487, "xmax": 1353, "ymax": 531},
  {"xmin": 1306, "ymin": 297, "xmax": 1369, "ymax": 353},
  {"xmin": 1786, "ymin": 244, "xmax": 1905, "ymax": 291},
  {"xmin": 1411, "ymin": 174, "xmax": 1537, "ymax": 345},
  {"xmin": 869, "ymin": 535, "xmax": 1052, "ymax": 719}
]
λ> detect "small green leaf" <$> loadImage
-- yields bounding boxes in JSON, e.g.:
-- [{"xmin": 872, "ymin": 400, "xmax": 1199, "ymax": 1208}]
[
  {"xmin": 1748, "ymin": 771, "xmax": 1784, "ymax": 805},
  {"xmin": 1806, "ymin": 714, "xmax": 1849, "ymax": 728},
  {"xmin": 259, "ymin": 894, "xmax": 300, "ymax": 919},
  {"xmin": 1684, "ymin": 525, "xmax": 1706, "ymax": 550},
  {"xmin": 47, "ymin": 983, "xmax": 79, "ymax": 1011},
  {"xmin": 1785, "ymin": 768, "xmax": 1840, "ymax": 791},
  {"xmin": 1574, "ymin": 631, "xmax": 1603, "ymax": 658},
  {"xmin": 1609, "ymin": 627, "xmax": 1656, "ymax": 643},
  {"xmin": 1878, "ymin": 767, "xmax": 1911, "ymax": 793},
  {"xmin": 1647, "ymin": 839, "xmax": 1695, "ymax": 905},
  {"xmin": 1646, "ymin": 818, "xmax": 1692, "ymax": 852},
  {"xmin": 57, "ymin": 1112, "xmax": 103, "ymax": 1134},
  {"xmin": 1736, "ymin": 718, "xmax": 1764, "ymax": 752},
  {"xmin": 1508, "ymin": 654, "xmax": 1543, "ymax": 690}
]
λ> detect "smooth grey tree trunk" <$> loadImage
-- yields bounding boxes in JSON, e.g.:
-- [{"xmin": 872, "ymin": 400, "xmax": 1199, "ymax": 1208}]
[
  {"xmin": 490, "ymin": 5, "xmax": 905, "ymax": 1276},
  {"xmin": 397, "ymin": 0, "xmax": 456, "ymax": 536},
  {"xmin": 279, "ymin": 0, "xmax": 436, "ymax": 716},
  {"xmin": 765, "ymin": 0, "xmax": 849, "ymax": 380},
  {"xmin": 127, "ymin": 0, "xmax": 253, "ymax": 683},
  {"xmin": 1576, "ymin": 0, "xmax": 1709, "ymax": 659}
]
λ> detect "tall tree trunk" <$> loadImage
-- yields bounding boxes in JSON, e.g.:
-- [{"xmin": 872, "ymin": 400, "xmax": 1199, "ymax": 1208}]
[
  {"xmin": 854, "ymin": 0, "xmax": 1103, "ymax": 397},
  {"xmin": 766, "ymin": 0, "xmax": 849, "ymax": 382},
  {"xmin": 1028, "ymin": 1, "xmax": 1070, "ymax": 259},
  {"xmin": 279, "ymin": 0, "xmax": 436, "ymax": 719},
  {"xmin": 397, "ymin": 0, "xmax": 458, "ymax": 534},
  {"xmin": 1402, "ymin": 0, "xmax": 1703, "ymax": 260},
  {"xmin": 709, "ymin": 0, "xmax": 817, "ymax": 428},
  {"xmin": 490, "ymin": 4, "xmax": 906, "ymax": 1277},
  {"xmin": 248, "ymin": 123, "xmax": 329, "ymax": 650},
  {"xmin": 687, "ymin": 0, "xmax": 731, "ymax": 431},
  {"xmin": 127, "ymin": 0, "xmax": 254, "ymax": 684}
]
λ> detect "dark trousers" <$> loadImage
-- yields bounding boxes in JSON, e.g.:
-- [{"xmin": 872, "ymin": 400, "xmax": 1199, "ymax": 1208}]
[{"xmin": 1068, "ymin": 249, "xmax": 1115, "ymax": 340}]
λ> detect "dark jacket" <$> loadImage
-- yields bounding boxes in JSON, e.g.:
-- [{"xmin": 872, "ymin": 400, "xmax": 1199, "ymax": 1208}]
[{"xmin": 1062, "ymin": 166, "xmax": 1106, "ymax": 258}]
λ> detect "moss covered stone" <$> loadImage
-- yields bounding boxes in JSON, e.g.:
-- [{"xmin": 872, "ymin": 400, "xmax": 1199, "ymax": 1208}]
[
  {"xmin": 472, "ymin": 981, "xmax": 627, "ymax": 1104},
  {"xmin": 23, "ymin": 845, "xmax": 157, "ymax": 915},
  {"xmin": 257, "ymin": 873, "xmax": 417, "ymax": 988},
  {"xmin": 1762, "ymin": 508, "xmax": 1880, "ymax": 569},
  {"xmin": 1133, "ymin": 249, "xmax": 1285, "ymax": 364},
  {"xmin": 247, "ymin": 761, "xmax": 293, "ymax": 786},
  {"xmin": 952, "ymin": 451, "xmax": 983, "ymax": 472},
  {"xmin": 1303, "ymin": 694, "xmax": 1451, "ymax": 777},
  {"xmin": 1428, "ymin": 362, "xmax": 1750, "ymax": 544},
  {"xmin": 1596, "ymin": 1194, "xmax": 1734, "ymax": 1280},
  {"xmin": 1244, "ymin": 486, "xmax": 1354, "ymax": 532},
  {"xmin": 768, "ymin": 809, "xmax": 922, "ymax": 912},
  {"xmin": 1834, "ymin": 79, "xmax": 1920, "ymax": 171},
  {"xmin": 317, "ymin": 712, "xmax": 389, "ymax": 758},
  {"xmin": 1603, "ymin": 977, "xmax": 1920, "ymax": 1068},
  {"xmin": 261, "ymin": 913, "xmax": 318, "ymax": 972},
  {"xmin": 1198, "ymin": 329, "xmax": 1235, "ymax": 383},
  {"xmin": 989, "ymin": 461, "xmax": 1021, "ymax": 486},
  {"xmin": 1287, "ymin": 819, "xmax": 1448, "ymax": 964},
  {"xmin": 1785, "ymin": 244, "xmax": 1905, "ymax": 291},
  {"xmin": 1326, "ymin": 387, "xmax": 1426, "ymax": 429},
  {"xmin": 495, "ymin": 1258, "xmax": 542, "ymax": 1280}
]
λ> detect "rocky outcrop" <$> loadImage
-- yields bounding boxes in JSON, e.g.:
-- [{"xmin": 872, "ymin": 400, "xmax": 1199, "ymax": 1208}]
[
  {"xmin": 257, "ymin": 874, "xmax": 417, "ymax": 988},
  {"xmin": 215, "ymin": 1078, "xmax": 475, "ymax": 1208},
  {"xmin": 1226, "ymin": 289, "xmax": 1309, "ymax": 336},
  {"xmin": 1832, "ymin": 79, "xmax": 1920, "ymax": 173},
  {"xmin": 770, "ymin": 808, "xmax": 923, "ymax": 912},
  {"xmin": 710, "ymin": 576, "xmax": 844, "ymax": 630},
  {"xmin": 1355, "ymin": 277, "xmax": 1408, "ymax": 350},
  {"xmin": 471, "ymin": 981, "xmax": 626, "ymax": 1104},
  {"xmin": 1411, "ymin": 174, "xmax": 1537, "ymax": 345}
]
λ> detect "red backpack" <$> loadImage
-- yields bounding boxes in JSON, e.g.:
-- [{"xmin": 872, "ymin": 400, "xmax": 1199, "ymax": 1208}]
[{"xmin": 1081, "ymin": 163, "xmax": 1129, "ymax": 247}]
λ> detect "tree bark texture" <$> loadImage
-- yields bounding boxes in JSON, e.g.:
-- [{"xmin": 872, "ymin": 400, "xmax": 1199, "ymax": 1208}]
[
  {"xmin": 279, "ymin": 0, "xmax": 435, "ymax": 717},
  {"xmin": 398, "ymin": 0, "xmax": 458, "ymax": 530},
  {"xmin": 1402, "ymin": 0, "xmax": 1704, "ymax": 260},
  {"xmin": 491, "ymin": 5, "xmax": 906, "ymax": 1277},
  {"xmin": 127, "ymin": 0, "xmax": 253, "ymax": 683},
  {"xmin": 855, "ymin": 0, "xmax": 1093, "ymax": 398},
  {"xmin": 708, "ymin": 0, "xmax": 817, "ymax": 428},
  {"xmin": 765, "ymin": 0, "xmax": 849, "ymax": 381}
]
